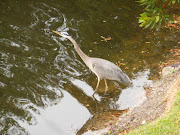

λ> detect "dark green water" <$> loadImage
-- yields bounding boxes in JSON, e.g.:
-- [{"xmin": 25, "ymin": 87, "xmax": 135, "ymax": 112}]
[{"xmin": 0, "ymin": 0, "xmax": 179, "ymax": 134}]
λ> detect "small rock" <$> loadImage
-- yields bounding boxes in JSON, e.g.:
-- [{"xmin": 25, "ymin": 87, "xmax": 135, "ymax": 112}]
[
  {"xmin": 162, "ymin": 64, "xmax": 180, "ymax": 79},
  {"xmin": 141, "ymin": 120, "xmax": 146, "ymax": 125},
  {"xmin": 162, "ymin": 66, "xmax": 174, "ymax": 78}
]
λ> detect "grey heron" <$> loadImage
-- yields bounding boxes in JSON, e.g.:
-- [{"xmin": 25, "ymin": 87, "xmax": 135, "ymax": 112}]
[{"xmin": 52, "ymin": 30, "xmax": 131, "ymax": 96}]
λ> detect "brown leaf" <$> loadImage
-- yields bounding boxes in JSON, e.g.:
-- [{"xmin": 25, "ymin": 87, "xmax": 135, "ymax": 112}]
[{"xmin": 101, "ymin": 36, "xmax": 112, "ymax": 41}]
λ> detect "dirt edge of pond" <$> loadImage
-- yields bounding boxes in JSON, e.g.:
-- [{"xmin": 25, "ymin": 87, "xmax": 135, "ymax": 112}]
[{"xmin": 101, "ymin": 64, "xmax": 180, "ymax": 135}]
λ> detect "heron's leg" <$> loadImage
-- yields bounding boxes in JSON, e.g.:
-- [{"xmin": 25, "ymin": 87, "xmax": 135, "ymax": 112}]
[
  {"xmin": 104, "ymin": 79, "xmax": 108, "ymax": 94},
  {"xmin": 93, "ymin": 77, "xmax": 100, "ymax": 96}
]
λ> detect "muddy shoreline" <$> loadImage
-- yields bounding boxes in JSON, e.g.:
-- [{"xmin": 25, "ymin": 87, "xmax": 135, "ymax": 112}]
[{"xmin": 102, "ymin": 63, "xmax": 180, "ymax": 135}]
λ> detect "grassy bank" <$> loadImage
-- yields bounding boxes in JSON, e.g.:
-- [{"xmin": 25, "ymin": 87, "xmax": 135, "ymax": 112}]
[{"xmin": 127, "ymin": 90, "xmax": 180, "ymax": 135}]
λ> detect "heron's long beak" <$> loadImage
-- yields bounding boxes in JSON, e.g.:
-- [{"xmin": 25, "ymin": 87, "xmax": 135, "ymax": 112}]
[{"xmin": 52, "ymin": 30, "xmax": 62, "ymax": 36}]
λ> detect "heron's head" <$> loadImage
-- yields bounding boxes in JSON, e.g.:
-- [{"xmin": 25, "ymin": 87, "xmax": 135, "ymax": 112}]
[{"xmin": 52, "ymin": 30, "xmax": 70, "ymax": 38}]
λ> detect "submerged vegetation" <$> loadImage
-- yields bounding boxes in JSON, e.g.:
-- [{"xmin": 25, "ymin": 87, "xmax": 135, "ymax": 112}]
[{"xmin": 138, "ymin": 0, "xmax": 180, "ymax": 29}]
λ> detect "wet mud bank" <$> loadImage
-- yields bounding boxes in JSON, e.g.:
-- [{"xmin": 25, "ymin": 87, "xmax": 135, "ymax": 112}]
[{"xmin": 103, "ymin": 63, "xmax": 180, "ymax": 135}]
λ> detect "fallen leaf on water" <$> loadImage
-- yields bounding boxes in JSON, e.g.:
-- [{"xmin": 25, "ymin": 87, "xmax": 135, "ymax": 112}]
[
  {"xmin": 101, "ymin": 36, "xmax": 112, "ymax": 41},
  {"xmin": 117, "ymin": 62, "xmax": 126, "ymax": 67},
  {"xmin": 124, "ymin": 67, "xmax": 129, "ymax": 70},
  {"xmin": 85, "ymin": 104, "xmax": 90, "ymax": 107}
]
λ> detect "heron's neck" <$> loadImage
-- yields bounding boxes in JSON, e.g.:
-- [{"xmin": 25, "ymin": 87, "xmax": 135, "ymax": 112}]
[{"xmin": 68, "ymin": 37, "xmax": 89, "ymax": 62}]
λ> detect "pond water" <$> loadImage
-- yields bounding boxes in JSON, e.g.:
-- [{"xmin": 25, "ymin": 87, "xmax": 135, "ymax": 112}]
[{"xmin": 0, "ymin": 0, "xmax": 179, "ymax": 135}]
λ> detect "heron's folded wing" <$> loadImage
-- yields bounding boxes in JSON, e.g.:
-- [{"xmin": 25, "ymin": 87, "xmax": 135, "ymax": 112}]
[{"xmin": 92, "ymin": 60, "xmax": 122, "ymax": 80}]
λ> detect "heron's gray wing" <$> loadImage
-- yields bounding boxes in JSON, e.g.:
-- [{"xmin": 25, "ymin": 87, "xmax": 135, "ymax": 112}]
[{"xmin": 91, "ymin": 58, "xmax": 123, "ymax": 81}]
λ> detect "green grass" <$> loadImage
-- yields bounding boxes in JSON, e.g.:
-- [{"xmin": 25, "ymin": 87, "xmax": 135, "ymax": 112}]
[{"xmin": 126, "ymin": 91, "xmax": 180, "ymax": 135}]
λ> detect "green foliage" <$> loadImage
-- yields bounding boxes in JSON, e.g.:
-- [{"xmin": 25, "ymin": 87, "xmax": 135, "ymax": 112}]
[{"xmin": 138, "ymin": 0, "xmax": 180, "ymax": 29}]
